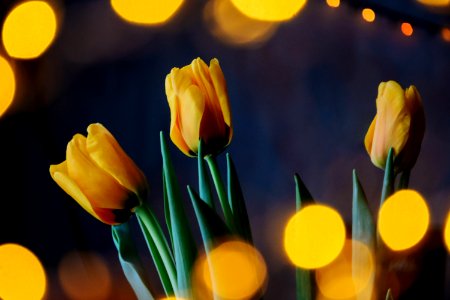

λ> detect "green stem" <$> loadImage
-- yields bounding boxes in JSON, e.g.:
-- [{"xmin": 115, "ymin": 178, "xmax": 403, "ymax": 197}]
[
  {"xmin": 135, "ymin": 204, "xmax": 177, "ymax": 294},
  {"xmin": 380, "ymin": 148, "xmax": 396, "ymax": 206},
  {"xmin": 398, "ymin": 170, "xmax": 410, "ymax": 190},
  {"xmin": 205, "ymin": 155, "xmax": 235, "ymax": 232},
  {"xmin": 198, "ymin": 140, "xmax": 215, "ymax": 209}
]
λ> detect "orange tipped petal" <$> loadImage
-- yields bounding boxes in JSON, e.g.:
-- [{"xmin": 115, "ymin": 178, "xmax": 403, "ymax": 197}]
[{"xmin": 86, "ymin": 123, "xmax": 147, "ymax": 198}]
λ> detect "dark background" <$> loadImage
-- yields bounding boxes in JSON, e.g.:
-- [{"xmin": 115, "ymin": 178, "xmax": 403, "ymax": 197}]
[{"xmin": 0, "ymin": 0, "xmax": 449, "ymax": 299}]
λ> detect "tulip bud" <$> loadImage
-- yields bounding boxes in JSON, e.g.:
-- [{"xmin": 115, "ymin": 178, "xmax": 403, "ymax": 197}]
[
  {"xmin": 50, "ymin": 123, "xmax": 148, "ymax": 225},
  {"xmin": 364, "ymin": 81, "xmax": 425, "ymax": 171},
  {"xmin": 165, "ymin": 57, "xmax": 232, "ymax": 156}
]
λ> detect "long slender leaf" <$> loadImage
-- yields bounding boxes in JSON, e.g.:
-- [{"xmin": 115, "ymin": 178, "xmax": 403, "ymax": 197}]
[
  {"xmin": 162, "ymin": 172, "xmax": 173, "ymax": 250},
  {"xmin": 205, "ymin": 155, "xmax": 235, "ymax": 232},
  {"xmin": 380, "ymin": 148, "xmax": 396, "ymax": 206},
  {"xmin": 112, "ymin": 223, "xmax": 155, "ymax": 300},
  {"xmin": 198, "ymin": 140, "xmax": 215, "ymax": 209},
  {"xmin": 227, "ymin": 153, "xmax": 253, "ymax": 243},
  {"xmin": 160, "ymin": 132, "xmax": 197, "ymax": 297},
  {"xmin": 294, "ymin": 173, "xmax": 314, "ymax": 300},
  {"xmin": 352, "ymin": 170, "xmax": 376, "ymax": 300},
  {"xmin": 136, "ymin": 205, "xmax": 176, "ymax": 295}
]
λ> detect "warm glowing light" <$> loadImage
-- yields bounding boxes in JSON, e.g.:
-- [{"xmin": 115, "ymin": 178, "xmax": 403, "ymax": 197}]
[
  {"xmin": 193, "ymin": 240, "xmax": 267, "ymax": 300},
  {"xmin": 110, "ymin": 0, "xmax": 184, "ymax": 25},
  {"xmin": 326, "ymin": 0, "xmax": 340, "ymax": 8},
  {"xmin": 316, "ymin": 240, "xmax": 374, "ymax": 299},
  {"xmin": 0, "ymin": 56, "xmax": 15, "ymax": 117},
  {"xmin": 2, "ymin": 1, "xmax": 58, "ymax": 59},
  {"xmin": 204, "ymin": 0, "xmax": 278, "ymax": 46},
  {"xmin": 378, "ymin": 190, "xmax": 429, "ymax": 251},
  {"xmin": 0, "ymin": 243, "xmax": 47, "ymax": 300},
  {"xmin": 441, "ymin": 28, "xmax": 450, "ymax": 42},
  {"xmin": 230, "ymin": 0, "xmax": 307, "ymax": 22},
  {"xmin": 417, "ymin": 0, "xmax": 450, "ymax": 7},
  {"xmin": 362, "ymin": 8, "xmax": 376, "ymax": 23},
  {"xmin": 401, "ymin": 22, "xmax": 414, "ymax": 37},
  {"xmin": 284, "ymin": 204, "xmax": 346, "ymax": 269},
  {"xmin": 444, "ymin": 211, "xmax": 450, "ymax": 252},
  {"xmin": 159, "ymin": 297, "xmax": 186, "ymax": 300},
  {"xmin": 58, "ymin": 251, "xmax": 112, "ymax": 300}
]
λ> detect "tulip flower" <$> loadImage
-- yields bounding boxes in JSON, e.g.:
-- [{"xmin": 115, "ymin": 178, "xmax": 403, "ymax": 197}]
[
  {"xmin": 50, "ymin": 123, "xmax": 148, "ymax": 225},
  {"xmin": 364, "ymin": 81, "xmax": 425, "ymax": 171},
  {"xmin": 165, "ymin": 57, "xmax": 232, "ymax": 156}
]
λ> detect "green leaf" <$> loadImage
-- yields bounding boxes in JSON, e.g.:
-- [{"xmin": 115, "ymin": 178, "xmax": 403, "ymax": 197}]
[
  {"xmin": 162, "ymin": 172, "xmax": 173, "ymax": 250},
  {"xmin": 352, "ymin": 170, "xmax": 376, "ymax": 300},
  {"xmin": 198, "ymin": 140, "xmax": 215, "ymax": 209},
  {"xmin": 205, "ymin": 155, "xmax": 235, "ymax": 232},
  {"xmin": 160, "ymin": 132, "xmax": 197, "ymax": 297},
  {"xmin": 188, "ymin": 185, "xmax": 231, "ymax": 252},
  {"xmin": 294, "ymin": 173, "xmax": 314, "ymax": 300},
  {"xmin": 226, "ymin": 153, "xmax": 253, "ymax": 243},
  {"xmin": 380, "ymin": 148, "xmax": 396, "ymax": 206},
  {"xmin": 135, "ymin": 205, "xmax": 176, "ymax": 295},
  {"xmin": 112, "ymin": 223, "xmax": 155, "ymax": 300}
]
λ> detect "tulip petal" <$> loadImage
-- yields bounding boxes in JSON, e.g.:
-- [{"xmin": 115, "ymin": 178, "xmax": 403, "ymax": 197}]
[
  {"xmin": 86, "ymin": 123, "xmax": 147, "ymax": 198},
  {"xmin": 67, "ymin": 134, "xmax": 137, "ymax": 210},
  {"xmin": 209, "ymin": 58, "xmax": 232, "ymax": 127},
  {"xmin": 49, "ymin": 161, "xmax": 102, "ymax": 222},
  {"xmin": 166, "ymin": 73, "xmax": 192, "ymax": 156},
  {"xmin": 364, "ymin": 116, "xmax": 376, "ymax": 155},
  {"xmin": 180, "ymin": 85, "xmax": 205, "ymax": 153}
]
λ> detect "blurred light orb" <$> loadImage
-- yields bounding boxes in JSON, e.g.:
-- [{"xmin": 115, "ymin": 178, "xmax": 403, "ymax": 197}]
[
  {"xmin": 378, "ymin": 190, "xmax": 429, "ymax": 251},
  {"xmin": 200, "ymin": 240, "xmax": 267, "ymax": 299},
  {"xmin": 110, "ymin": 0, "xmax": 184, "ymax": 25},
  {"xmin": 230, "ymin": 0, "xmax": 307, "ymax": 22},
  {"xmin": 326, "ymin": 0, "xmax": 340, "ymax": 8},
  {"xmin": 401, "ymin": 22, "xmax": 414, "ymax": 36},
  {"xmin": 361, "ymin": 8, "xmax": 376, "ymax": 23},
  {"xmin": 0, "ymin": 243, "xmax": 47, "ymax": 300},
  {"xmin": 444, "ymin": 211, "xmax": 450, "ymax": 252},
  {"xmin": 416, "ymin": 0, "xmax": 450, "ymax": 7},
  {"xmin": 58, "ymin": 251, "xmax": 112, "ymax": 300},
  {"xmin": 204, "ymin": 0, "xmax": 278, "ymax": 46},
  {"xmin": 284, "ymin": 204, "xmax": 346, "ymax": 269},
  {"xmin": 441, "ymin": 28, "xmax": 450, "ymax": 42},
  {"xmin": 316, "ymin": 240, "xmax": 374, "ymax": 299},
  {"xmin": 0, "ymin": 56, "xmax": 16, "ymax": 117},
  {"xmin": 2, "ymin": 1, "xmax": 58, "ymax": 59}
]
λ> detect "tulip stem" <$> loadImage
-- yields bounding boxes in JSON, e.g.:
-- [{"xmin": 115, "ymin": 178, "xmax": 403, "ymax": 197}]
[
  {"xmin": 205, "ymin": 155, "xmax": 235, "ymax": 232},
  {"xmin": 135, "ymin": 204, "xmax": 177, "ymax": 295},
  {"xmin": 398, "ymin": 170, "xmax": 410, "ymax": 190},
  {"xmin": 198, "ymin": 140, "xmax": 215, "ymax": 210}
]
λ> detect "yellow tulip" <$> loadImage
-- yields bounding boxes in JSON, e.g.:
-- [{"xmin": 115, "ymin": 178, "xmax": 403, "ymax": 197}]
[
  {"xmin": 50, "ymin": 123, "xmax": 148, "ymax": 225},
  {"xmin": 364, "ymin": 81, "xmax": 425, "ymax": 171},
  {"xmin": 165, "ymin": 57, "xmax": 232, "ymax": 156}
]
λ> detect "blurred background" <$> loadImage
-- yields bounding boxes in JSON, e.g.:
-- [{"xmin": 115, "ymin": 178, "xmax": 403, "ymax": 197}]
[{"xmin": 0, "ymin": 0, "xmax": 449, "ymax": 299}]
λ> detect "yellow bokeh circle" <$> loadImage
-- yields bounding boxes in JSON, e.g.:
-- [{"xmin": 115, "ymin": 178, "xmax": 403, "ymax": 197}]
[
  {"xmin": 110, "ymin": 0, "xmax": 184, "ymax": 25},
  {"xmin": 230, "ymin": 0, "xmax": 307, "ymax": 22},
  {"xmin": 378, "ymin": 190, "xmax": 430, "ymax": 251},
  {"xmin": 284, "ymin": 204, "xmax": 346, "ymax": 269},
  {"xmin": 0, "ymin": 56, "xmax": 16, "ymax": 117},
  {"xmin": 444, "ymin": 210, "xmax": 450, "ymax": 252},
  {"xmin": 0, "ymin": 243, "xmax": 47, "ymax": 300},
  {"xmin": 2, "ymin": 1, "xmax": 58, "ymax": 59},
  {"xmin": 362, "ymin": 8, "xmax": 376, "ymax": 23}
]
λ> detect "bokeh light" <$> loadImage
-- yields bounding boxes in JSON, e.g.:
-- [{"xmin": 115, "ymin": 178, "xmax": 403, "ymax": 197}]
[
  {"xmin": 2, "ymin": 1, "xmax": 58, "ymax": 59},
  {"xmin": 0, "ymin": 56, "xmax": 16, "ymax": 117},
  {"xmin": 416, "ymin": 0, "xmax": 450, "ymax": 7},
  {"xmin": 444, "ymin": 210, "xmax": 450, "ymax": 252},
  {"xmin": 230, "ymin": 0, "xmax": 307, "ymax": 22},
  {"xmin": 401, "ymin": 22, "xmax": 414, "ymax": 37},
  {"xmin": 361, "ymin": 8, "xmax": 376, "ymax": 23},
  {"xmin": 316, "ymin": 240, "xmax": 374, "ymax": 300},
  {"xmin": 284, "ymin": 204, "xmax": 346, "ymax": 269},
  {"xmin": 58, "ymin": 251, "xmax": 112, "ymax": 300},
  {"xmin": 441, "ymin": 28, "xmax": 450, "ymax": 42},
  {"xmin": 110, "ymin": 0, "xmax": 184, "ymax": 25},
  {"xmin": 193, "ymin": 240, "xmax": 267, "ymax": 300},
  {"xmin": 204, "ymin": 0, "xmax": 278, "ymax": 46},
  {"xmin": 326, "ymin": 0, "xmax": 340, "ymax": 8},
  {"xmin": 378, "ymin": 190, "xmax": 429, "ymax": 251},
  {"xmin": 0, "ymin": 243, "xmax": 47, "ymax": 300}
]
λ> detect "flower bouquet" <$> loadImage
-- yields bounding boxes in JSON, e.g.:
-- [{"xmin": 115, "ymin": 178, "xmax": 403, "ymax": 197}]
[{"xmin": 49, "ymin": 57, "xmax": 445, "ymax": 300}]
